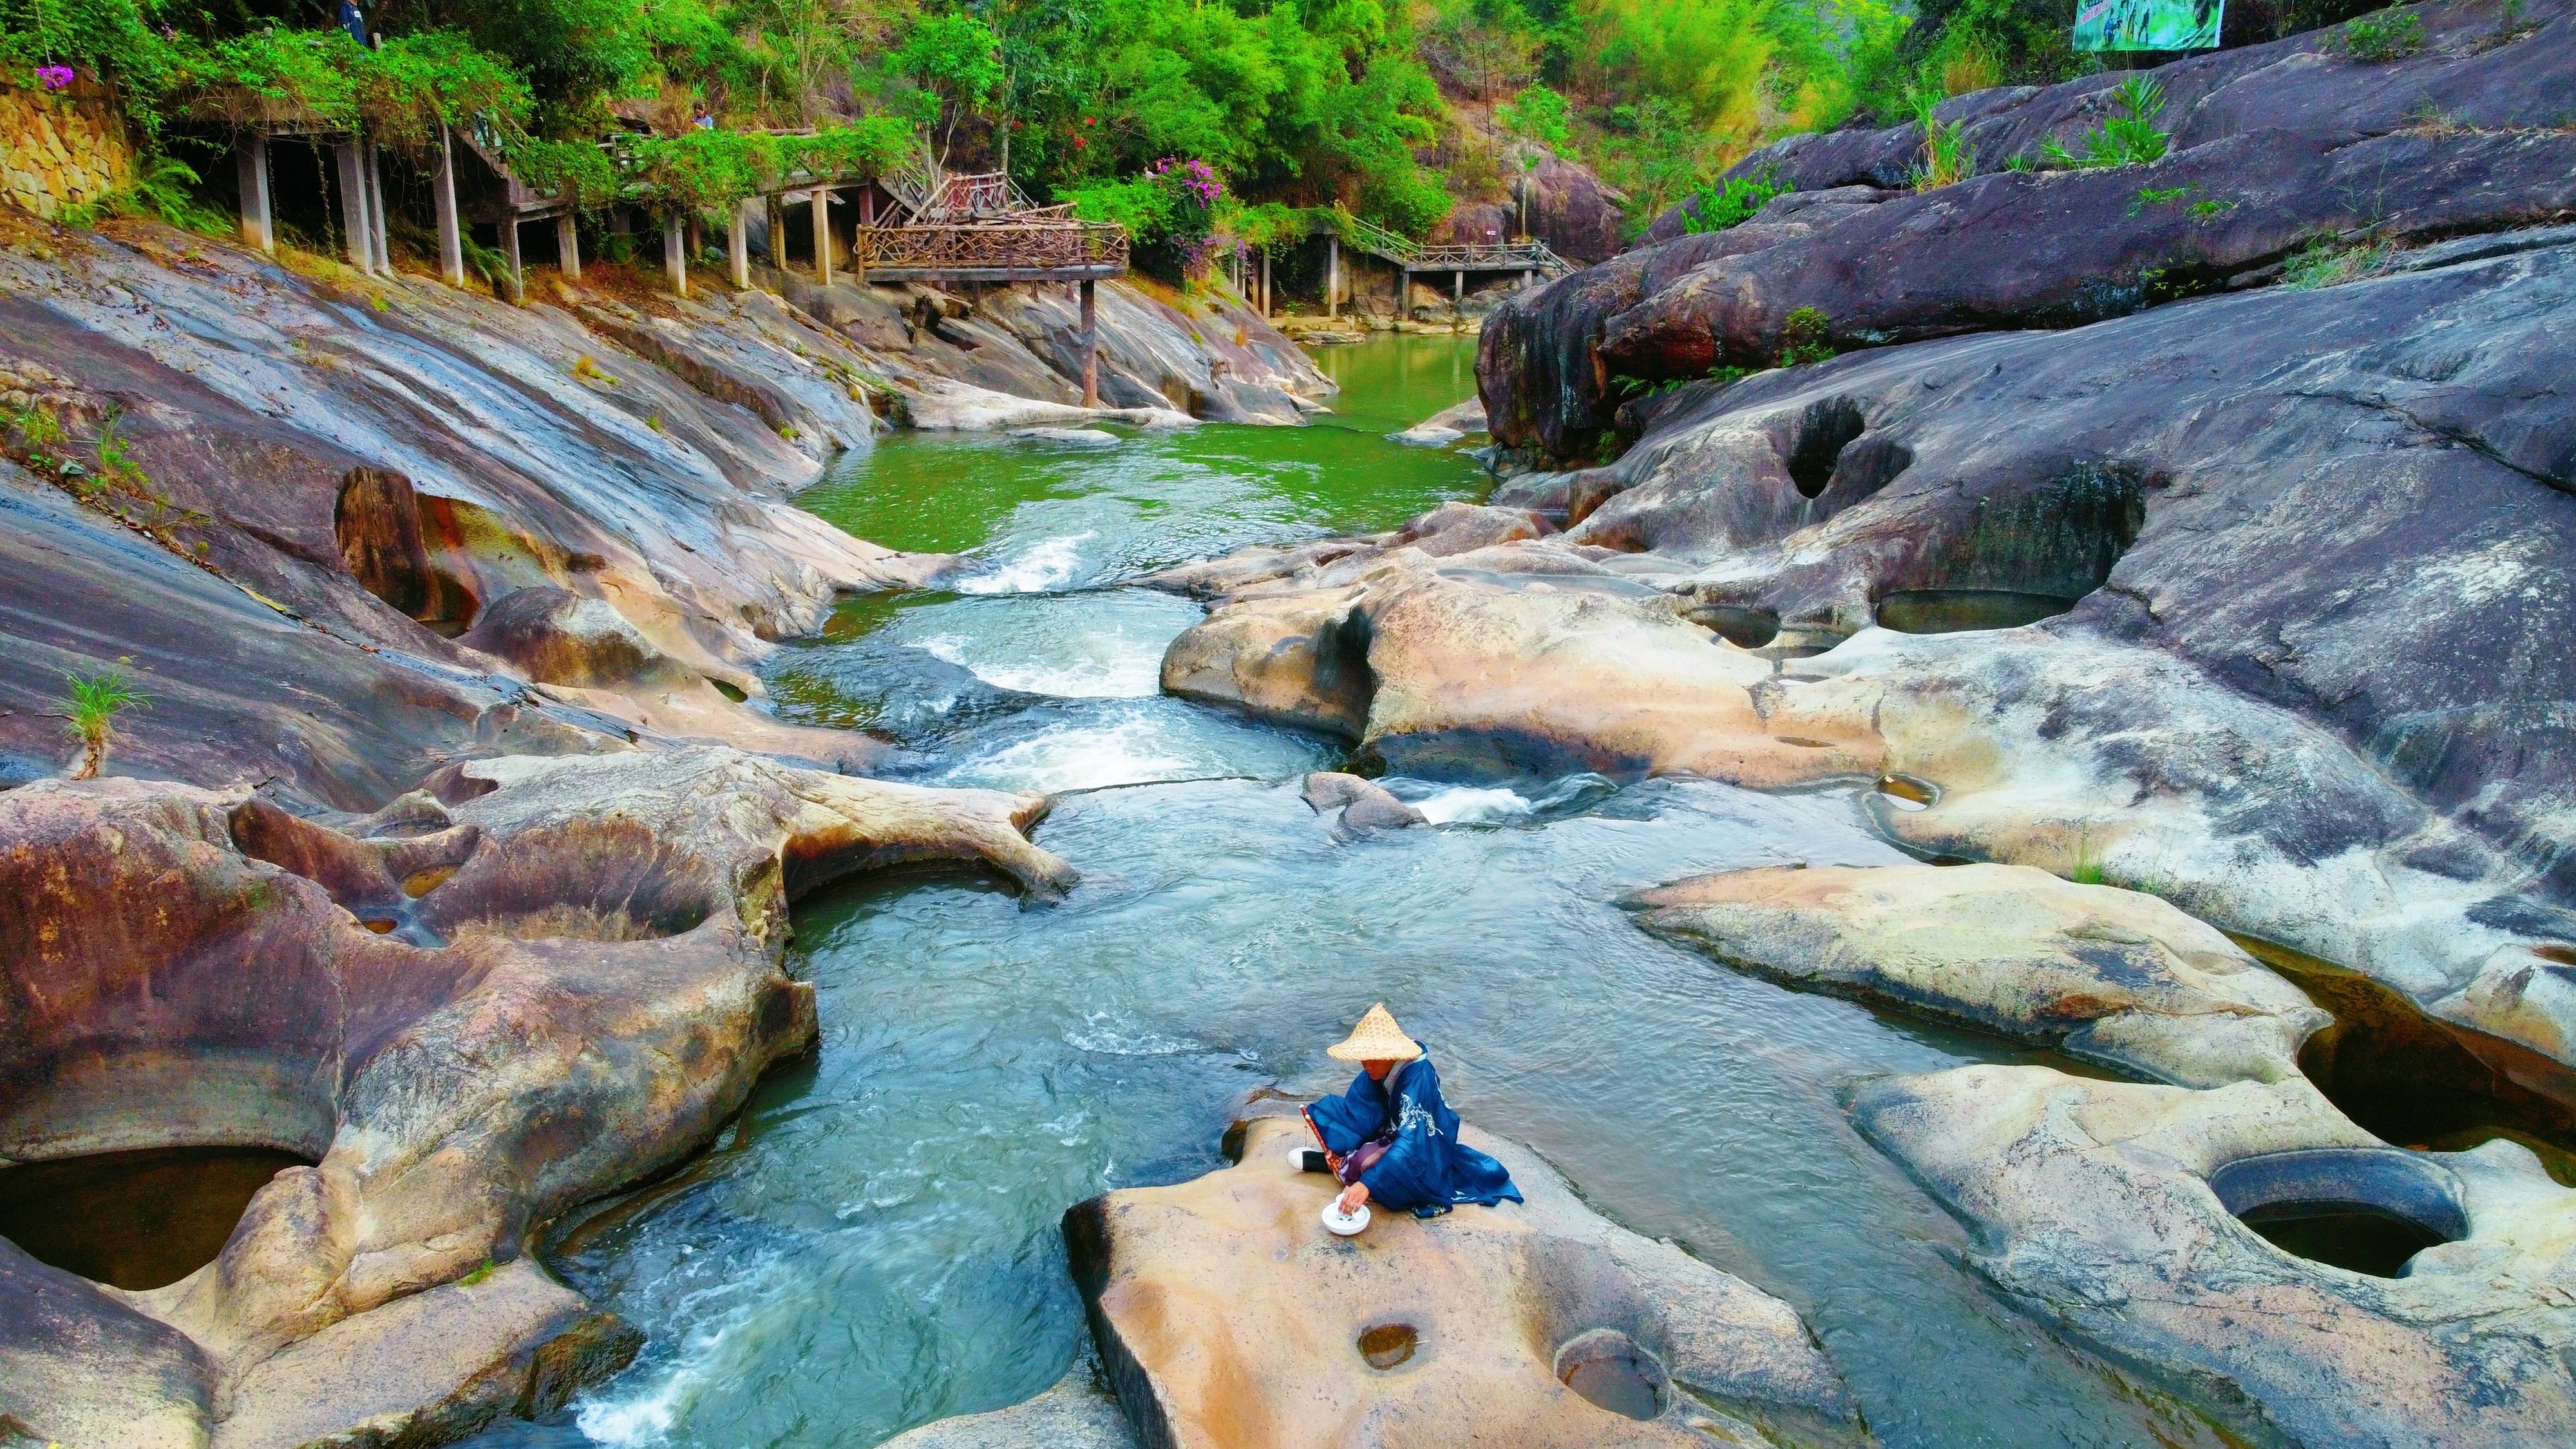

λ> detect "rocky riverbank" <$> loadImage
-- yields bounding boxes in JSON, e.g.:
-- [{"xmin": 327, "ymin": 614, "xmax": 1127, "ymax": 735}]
[{"xmin": 0, "ymin": 196, "xmax": 1313, "ymax": 1446}]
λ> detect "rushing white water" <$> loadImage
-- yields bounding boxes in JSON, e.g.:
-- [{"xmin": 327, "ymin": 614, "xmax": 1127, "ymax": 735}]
[{"xmin": 951, "ymin": 531, "xmax": 1099, "ymax": 595}]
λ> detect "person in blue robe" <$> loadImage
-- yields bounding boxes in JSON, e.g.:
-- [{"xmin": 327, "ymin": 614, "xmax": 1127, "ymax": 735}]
[{"xmin": 1300, "ymin": 1003, "xmax": 1520, "ymax": 1220}]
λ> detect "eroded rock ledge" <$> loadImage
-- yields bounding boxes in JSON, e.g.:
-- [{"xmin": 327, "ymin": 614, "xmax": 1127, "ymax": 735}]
[
  {"xmin": 894, "ymin": 1108, "xmax": 1868, "ymax": 1448},
  {"xmin": 0, "ymin": 747, "xmax": 1074, "ymax": 1447}
]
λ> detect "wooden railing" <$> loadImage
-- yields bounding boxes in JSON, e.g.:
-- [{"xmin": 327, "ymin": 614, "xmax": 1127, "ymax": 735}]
[
  {"xmin": 851, "ymin": 219, "xmax": 1129, "ymax": 279},
  {"xmin": 1412, "ymin": 239, "xmax": 1568, "ymax": 271},
  {"xmin": 1330, "ymin": 212, "xmax": 1573, "ymax": 277}
]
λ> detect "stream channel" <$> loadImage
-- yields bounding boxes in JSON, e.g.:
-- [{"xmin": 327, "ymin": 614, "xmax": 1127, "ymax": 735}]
[{"xmin": 468, "ymin": 336, "xmax": 2239, "ymax": 1449}]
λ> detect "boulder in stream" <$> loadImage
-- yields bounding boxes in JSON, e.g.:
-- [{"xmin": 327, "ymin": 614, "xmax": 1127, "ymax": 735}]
[
  {"xmin": 1063, "ymin": 1110, "xmax": 1869, "ymax": 1448},
  {"xmin": 1854, "ymin": 1065, "xmax": 2576, "ymax": 1448},
  {"xmin": 1629, "ymin": 864, "xmax": 2330, "ymax": 1088},
  {"xmin": 1302, "ymin": 771, "xmax": 1425, "ymax": 833}
]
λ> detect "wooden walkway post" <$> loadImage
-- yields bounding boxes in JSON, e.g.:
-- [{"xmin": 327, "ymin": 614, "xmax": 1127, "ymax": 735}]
[
  {"xmin": 365, "ymin": 146, "xmax": 390, "ymax": 273},
  {"xmin": 1260, "ymin": 247, "xmax": 1271, "ymax": 316},
  {"xmin": 1326, "ymin": 235, "xmax": 1340, "ymax": 319},
  {"xmin": 334, "ymin": 140, "xmax": 376, "ymax": 274},
  {"xmin": 664, "ymin": 215, "xmax": 688, "ymax": 296},
  {"xmin": 499, "ymin": 216, "xmax": 524, "ymax": 302},
  {"xmin": 433, "ymin": 125, "xmax": 466, "ymax": 287},
  {"xmin": 811, "ymin": 189, "xmax": 834, "ymax": 285},
  {"xmin": 728, "ymin": 200, "xmax": 751, "ymax": 289},
  {"xmin": 766, "ymin": 196, "xmax": 787, "ymax": 272},
  {"xmin": 237, "ymin": 133, "xmax": 274, "ymax": 255},
  {"xmin": 1079, "ymin": 278, "xmax": 1098, "ymax": 408},
  {"xmin": 557, "ymin": 214, "xmax": 582, "ymax": 279}
]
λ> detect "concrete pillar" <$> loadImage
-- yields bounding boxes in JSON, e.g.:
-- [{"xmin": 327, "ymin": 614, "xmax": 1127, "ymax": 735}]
[
  {"xmin": 433, "ymin": 126, "xmax": 466, "ymax": 287},
  {"xmin": 499, "ymin": 214, "xmax": 524, "ymax": 302},
  {"xmin": 1326, "ymin": 236, "xmax": 1340, "ymax": 319},
  {"xmin": 1079, "ymin": 278, "xmax": 1098, "ymax": 409},
  {"xmin": 728, "ymin": 201, "xmax": 751, "ymax": 290},
  {"xmin": 556, "ymin": 213, "xmax": 581, "ymax": 279},
  {"xmin": 1522, "ymin": 267, "xmax": 1534, "ymax": 289},
  {"xmin": 664, "ymin": 215, "xmax": 687, "ymax": 296},
  {"xmin": 366, "ymin": 146, "xmax": 390, "ymax": 274},
  {"xmin": 334, "ymin": 141, "xmax": 375, "ymax": 274},
  {"xmin": 811, "ymin": 188, "xmax": 833, "ymax": 286},
  {"xmin": 237, "ymin": 133, "xmax": 274, "ymax": 255},
  {"xmin": 766, "ymin": 195, "xmax": 787, "ymax": 271},
  {"xmin": 1454, "ymin": 269, "xmax": 1464, "ymax": 301}
]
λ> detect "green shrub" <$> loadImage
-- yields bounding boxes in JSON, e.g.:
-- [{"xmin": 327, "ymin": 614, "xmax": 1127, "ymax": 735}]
[
  {"xmin": 2042, "ymin": 75, "xmax": 2170, "ymax": 170},
  {"xmin": 2342, "ymin": 8, "xmax": 2425, "ymax": 61},
  {"xmin": 1681, "ymin": 167, "xmax": 1785, "ymax": 233},
  {"xmin": 1778, "ymin": 305, "xmax": 1835, "ymax": 366}
]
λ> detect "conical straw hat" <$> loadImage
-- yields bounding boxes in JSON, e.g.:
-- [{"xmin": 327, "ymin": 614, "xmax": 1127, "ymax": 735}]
[{"xmin": 1326, "ymin": 1003, "xmax": 1423, "ymax": 1062}]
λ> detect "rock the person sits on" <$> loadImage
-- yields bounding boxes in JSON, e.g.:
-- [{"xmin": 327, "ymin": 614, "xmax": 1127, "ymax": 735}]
[{"xmin": 1302, "ymin": 1003, "xmax": 1521, "ymax": 1218}]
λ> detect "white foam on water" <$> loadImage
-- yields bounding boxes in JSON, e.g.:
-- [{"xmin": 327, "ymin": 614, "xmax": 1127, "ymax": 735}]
[
  {"xmin": 910, "ymin": 627, "xmax": 1165, "ymax": 699},
  {"xmin": 571, "ymin": 1251, "xmax": 791, "ymax": 1446},
  {"xmin": 1408, "ymin": 784, "xmax": 1539, "ymax": 824},
  {"xmin": 1063, "ymin": 1010, "xmax": 1202, "ymax": 1057},
  {"xmin": 951, "ymin": 531, "xmax": 1094, "ymax": 594},
  {"xmin": 936, "ymin": 711, "xmax": 1207, "ymax": 794},
  {"xmin": 1401, "ymin": 773, "xmax": 1613, "ymax": 825}
]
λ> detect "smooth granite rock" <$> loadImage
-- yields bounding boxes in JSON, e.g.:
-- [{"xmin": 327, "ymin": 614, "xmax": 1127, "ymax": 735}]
[{"xmin": 1065, "ymin": 1111, "xmax": 1869, "ymax": 1448}]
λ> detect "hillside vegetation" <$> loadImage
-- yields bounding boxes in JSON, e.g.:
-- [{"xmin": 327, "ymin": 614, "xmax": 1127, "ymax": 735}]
[{"xmin": 4, "ymin": 0, "xmax": 2404, "ymax": 247}]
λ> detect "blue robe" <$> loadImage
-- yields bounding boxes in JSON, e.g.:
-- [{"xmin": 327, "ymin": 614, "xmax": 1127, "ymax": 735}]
[{"xmin": 1305, "ymin": 1050, "xmax": 1521, "ymax": 1215}]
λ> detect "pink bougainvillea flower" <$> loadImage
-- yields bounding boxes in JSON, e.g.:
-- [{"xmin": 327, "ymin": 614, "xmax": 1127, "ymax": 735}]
[{"xmin": 36, "ymin": 66, "xmax": 76, "ymax": 91}]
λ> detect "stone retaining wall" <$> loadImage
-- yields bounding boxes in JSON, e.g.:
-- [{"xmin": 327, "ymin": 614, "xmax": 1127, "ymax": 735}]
[{"xmin": 1, "ymin": 82, "xmax": 135, "ymax": 221}]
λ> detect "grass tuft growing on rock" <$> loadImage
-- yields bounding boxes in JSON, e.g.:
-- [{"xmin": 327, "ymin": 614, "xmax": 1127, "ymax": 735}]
[
  {"xmin": 61, "ymin": 661, "xmax": 146, "ymax": 781},
  {"xmin": 2043, "ymin": 75, "xmax": 2171, "ymax": 170},
  {"xmin": 2284, "ymin": 236, "xmax": 2389, "ymax": 288},
  {"xmin": 1912, "ymin": 95, "xmax": 1977, "ymax": 191}
]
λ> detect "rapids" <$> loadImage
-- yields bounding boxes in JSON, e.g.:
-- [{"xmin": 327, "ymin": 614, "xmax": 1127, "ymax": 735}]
[{"xmin": 462, "ymin": 337, "xmax": 2240, "ymax": 1449}]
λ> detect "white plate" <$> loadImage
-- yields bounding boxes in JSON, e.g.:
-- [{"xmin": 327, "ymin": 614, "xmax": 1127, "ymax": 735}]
[{"xmin": 1321, "ymin": 1200, "xmax": 1371, "ymax": 1236}]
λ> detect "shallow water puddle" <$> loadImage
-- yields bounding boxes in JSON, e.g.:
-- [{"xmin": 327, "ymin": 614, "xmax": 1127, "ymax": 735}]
[{"xmin": 462, "ymin": 338, "xmax": 2247, "ymax": 1449}]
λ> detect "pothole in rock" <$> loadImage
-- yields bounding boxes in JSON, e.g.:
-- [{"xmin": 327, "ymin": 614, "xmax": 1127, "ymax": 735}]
[
  {"xmin": 1786, "ymin": 397, "xmax": 1867, "ymax": 500},
  {"xmin": 0, "ymin": 1146, "xmax": 311, "ymax": 1290},
  {"xmin": 1689, "ymin": 604, "xmax": 1780, "ymax": 650},
  {"xmin": 1554, "ymin": 1327, "xmax": 1667, "ymax": 1420},
  {"xmin": 1357, "ymin": 1321, "xmax": 1419, "ymax": 1371},
  {"xmin": 2237, "ymin": 935, "xmax": 2576, "ymax": 1183},
  {"xmin": 2206, "ymin": 1148, "xmax": 2467, "ymax": 1279},
  {"xmin": 1873, "ymin": 589, "xmax": 2079, "ymax": 634}
]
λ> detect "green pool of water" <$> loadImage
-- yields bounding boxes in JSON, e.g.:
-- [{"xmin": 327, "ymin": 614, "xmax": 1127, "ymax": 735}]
[{"xmin": 464, "ymin": 337, "xmax": 2240, "ymax": 1449}]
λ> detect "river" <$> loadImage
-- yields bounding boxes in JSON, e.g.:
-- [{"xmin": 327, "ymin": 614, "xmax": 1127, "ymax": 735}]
[{"xmin": 465, "ymin": 336, "xmax": 2239, "ymax": 1449}]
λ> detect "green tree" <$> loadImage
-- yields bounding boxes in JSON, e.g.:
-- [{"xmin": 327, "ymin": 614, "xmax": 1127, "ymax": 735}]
[
  {"xmin": 895, "ymin": 9, "xmax": 1003, "ymax": 164},
  {"xmin": 1497, "ymin": 81, "xmax": 1570, "ymax": 151}
]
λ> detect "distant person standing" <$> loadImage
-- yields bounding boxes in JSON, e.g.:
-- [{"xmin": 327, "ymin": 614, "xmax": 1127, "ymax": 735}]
[{"xmin": 338, "ymin": 0, "xmax": 368, "ymax": 46}]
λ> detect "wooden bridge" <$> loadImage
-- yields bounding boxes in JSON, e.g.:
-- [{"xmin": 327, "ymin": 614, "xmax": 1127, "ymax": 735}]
[{"xmin": 1220, "ymin": 211, "xmax": 1575, "ymax": 319}]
